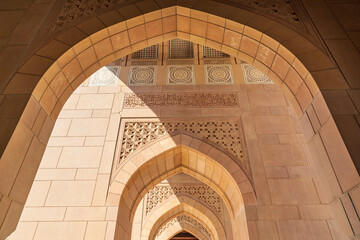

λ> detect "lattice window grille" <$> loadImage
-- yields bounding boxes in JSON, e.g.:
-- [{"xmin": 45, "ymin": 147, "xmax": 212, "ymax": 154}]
[
  {"xmin": 203, "ymin": 46, "xmax": 229, "ymax": 58},
  {"xmin": 132, "ymin": 44, "xmax": 159, "ymax": 59},
  {"xmin": 169, "ymin": 39, "xmax": 194, "ymax": 59}
]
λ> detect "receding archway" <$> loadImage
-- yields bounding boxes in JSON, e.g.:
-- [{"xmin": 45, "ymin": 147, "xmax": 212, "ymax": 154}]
[
  {"xmin": 142, "ymin": 196, "xmax": 224, "ymax": 240},
  {"xmin": 114, "ymin": 144, "xmax": 251, "ymax": 240},
  {"xmin": 0, "ymin": 5, "xmax": 359, "ymax": 239}
]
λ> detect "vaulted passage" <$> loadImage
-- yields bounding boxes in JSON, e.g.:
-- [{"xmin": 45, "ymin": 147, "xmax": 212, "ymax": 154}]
[{"xmin": 0, "ymin": 4, "xmax": 359, "ymax": 240}]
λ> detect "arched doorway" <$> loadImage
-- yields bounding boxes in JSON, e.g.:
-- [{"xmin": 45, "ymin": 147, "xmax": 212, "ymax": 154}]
[{"xmin": 1, "ymin": 5, "xmax": 359, "ymax": 240}]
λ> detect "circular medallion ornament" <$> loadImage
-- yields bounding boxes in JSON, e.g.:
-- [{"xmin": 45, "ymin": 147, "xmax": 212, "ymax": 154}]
[
  {"xmin": 205, "ymin": 65, "xmax": 233, "ymax": 84},
  {"xmin": 89, "ymin": 66, "xmax": 120, "ymax": 86},
  {"xmin": 129, "ymin": 66, "xmax": 156, "ymax": 85},
  {"xmin": 167, "ymin": 66, "xmax": 194, "ymax": 85}
]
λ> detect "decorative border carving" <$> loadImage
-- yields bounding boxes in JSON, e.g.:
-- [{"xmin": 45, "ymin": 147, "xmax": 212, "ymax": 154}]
[
  {"xmin": 155, "ymin": 214, "xmax": 212, "ymax": 240},
  {"xmin": 146, "ymin": 185, "xmax": 222, "ymax": 215},
  {"xmin": 118, "ymin": 121, "xmax": 245, "ymax": 165},
  {"xmin": 123, "ymin": 92, "xmax": 239, "ymax": 108}
]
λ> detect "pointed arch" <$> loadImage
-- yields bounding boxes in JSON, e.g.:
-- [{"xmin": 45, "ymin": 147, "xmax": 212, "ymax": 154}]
[{"xmin": 142, "ymin": 195, "xmax": 226, "ymax": 240}]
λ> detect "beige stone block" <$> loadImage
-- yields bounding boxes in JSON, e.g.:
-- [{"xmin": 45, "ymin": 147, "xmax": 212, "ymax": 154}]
[
  {"xmin": 45, "ymin": 181, "xmax": 95, "ymax": 206},
  {"xmin": 58, "ymin": 147, "xmax": 102, "ymax": 168},
  {"xmin": 84, "ymin": 221, "xmax": 107, "ymax": 240},
  {"xmin": 105, "ymin": 221, "xmax": 116, "ymax": 240},
  {"xmin": 39, "ymin": 147, "xmax": 62, "ymax": 168},
  {"xmin": 92, "ymin": 109, "xmax": 111, "ymax": 118},
  {"xmin": 265, "ymin": 166, "xmax": 288, "ymax": 178},
  {"xmin": 298, "ymin": 205, "xmax": 333, "ymax": 220},
  {"xmin": 77, "ymin": 94, "xmax": 114, "ymax": 109},
  {"xmin": 68, "ymin": 118, "xmax": 109, "ymax": 136},
  {"xmin": 58, "ymin": 109, "xmax": 92, "ymax": 119},
  {"xmin": 92, "ymin": 174, "xmax": 110, "ymax": 206},
  {"xmin": 254, "ymin": 116, "xmax": 296, "ymax": 134},
  {"xmin": 34, "ymin": 222, "xmax": 86, "ymax": 240},
  {"xmin": 25, "ymin": 181, "xmax": 51, "ymax": 206},
  {"xmin": 106, "ymin": 207, "xmax": 118, "ymax": 220},
  {"xmin": 99, "ymin": 141, "xmax": 116, "ymax": 174},
  {"xmin": 11, "ymin": 222, "xmax": 38, "ymax": 240},
  {"xmin": 111, "ymin": 92, "xmax": 124, "ymax": 113},
  {"xmin": 200, "ymin": 108, "xmax": 241, "ymax": 116},
  {"xmin": 85, "ymin": 137, "xmax": 105, "ymax": 146},
  {"xmin": 47, "ymin": 137, "xmax": 85, "ymax": 147},
  {"xmin": 320, "ymin": 118, "xmax": 359, "ymax": 192},
  {"xmin": 74, "ymin": 86, "xmax": 98, "ymax": 94},
  {"xmin": 260, "ymin": 144, "xmax": 306, "ymax": 166},
  {"xmin": 75, "ymin": 169, "xmax": 98, "ymax": 180},
  {"xmin": 62, "ymin": 94, "xmax": 79, "ymax": 110},
  {"xmin": 35, "ymin": 169, "xmax": 76, "ymax": 180},
  {"xmin": 121, "ymin": 109, "xmax": 161, "ymax": 117},
  {"xmin": 65, "ymin": 207, "xmax": 106, "ymax": 221},
  {"xmin": 106, "ymin": 114, "xmax": 120, "ymax": 141},
  {"xmin": 257, "ymin": 221, "xmax": 279, "ymax": 240},
  {"xmin": 257, "ymin": 206, "xmax": 299, "ymax": 220},
  {"xmin": 20, "ymin": 207, "xmax": 66, "ymax": 221},
  {"xmin": 51, "ymin": 119, "xmax": 71, "ymax": 136}
]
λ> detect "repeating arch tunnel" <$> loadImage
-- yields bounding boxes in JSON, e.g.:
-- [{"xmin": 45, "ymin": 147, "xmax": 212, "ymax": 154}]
[{"xmin": 0, "ymin": 4, "xmax": 359, "ymax": 240}]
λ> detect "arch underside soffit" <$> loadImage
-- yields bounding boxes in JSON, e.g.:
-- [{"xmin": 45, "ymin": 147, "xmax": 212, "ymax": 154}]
[{"xmin": 33, "ymin": 0, "xmax": 326, "ymax": 58}]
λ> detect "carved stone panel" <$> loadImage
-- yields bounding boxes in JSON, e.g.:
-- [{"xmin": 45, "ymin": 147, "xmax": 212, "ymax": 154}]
[
  {"xmin": 146, "ymin": 185, "xmax": 222, "ymax": 215},
  {"xmin": 123, "ymin": 92, "xmax": 239, "ymax": 108},
  {"xmin": 128, "ymin": 66, "xmax": 157, "ymax": 86},
  {"xmin": 241, "ymin": 63, "xmax": 274, "ymax": 84},
  {"xmin": 167, "ymin": 65, "xmax": 195, "ymax": 85},
  {"xmin": 155, "ymin": 214, "xmax": 212, "ymax": 240},
  {"xmin": 205, "ymin": 64, "xmax": 234, "ymax": 84},
  {"xmin": 118, "ymin": 121, "xmax": 245, "ymax": 167},
  {"xmin": 89, "ymin": 66, "xmax": 120, "ymax": 86}
]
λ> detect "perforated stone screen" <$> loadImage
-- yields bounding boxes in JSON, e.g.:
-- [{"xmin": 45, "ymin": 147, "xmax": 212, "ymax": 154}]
[
  {"xmin": 169, "ymin": 39, "xmax": 194, "ymax": 59},
  {"xmin": 132, "ymin": 44, "xmax": 159, "ymax": 59},
  {"xmin": 203, "ymin": 46, "xmax": 229, "ymax": 58}
]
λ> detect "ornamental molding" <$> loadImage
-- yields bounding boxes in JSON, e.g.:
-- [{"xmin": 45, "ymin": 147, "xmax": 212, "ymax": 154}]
[
  {"xmin": 146, "ymin": 185, "xmax": 222, "ymax": 216},
  {"xmin": 123, "ymin": 92, "xmax": 239, "ymax": 108},
  {"xmin": 155, "ymin": 214, "xmax": 212, "ymax": 240},
  {"xmin": 50, "ymin": 0, "xmax": 304, "ymax": 33},
  {"xmin": 118, "ymin": 121, "xmax": 246, "ymax": 168}
]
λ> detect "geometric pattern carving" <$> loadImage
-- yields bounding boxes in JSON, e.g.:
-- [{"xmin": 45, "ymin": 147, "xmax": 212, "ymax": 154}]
[
  {"xmin": 205, "ymin": 65, "xmax": 234, "ymax": 84},
  {"xmin": 169, "ymin": 39, "xmax": 194, "ymax": 59},
  {"xmin": 146, "ymin": 185, "xmax": 222, "ymax": 215},
  {"xmin": 155, "ymin": 214, "xmax": 212, "ymax": 240},
  {"xmin": 167, "ymin": 65, "xmax": 195, "ymax": 85},
  {"xmin": 241, "ymin": 63, "xmax": 273, "ymax": 84},
  {"xmin": 132, "ymin": 44, "xmax": 158, "ymax": 59},
  {"xmin": 89, "ymin": 66, "xmax": 120, "ymax": 86},
  {"xmin": 123, "ymin": 92, "xmax": 238, "ymax": 108},
  {"xmin": 128, "ymin": 66, "xmax": 157, "ymax": 86},
  {"xmin": 51, "ymin": 1, "xmax": 303, "ymax": 33},
  {"xmin": 119, "ymin": 121, "xmax": 244, "ymax": 164},
  {"xmin": 203, "ymin": 46, "xmax": 229, "ymax": 58}
]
